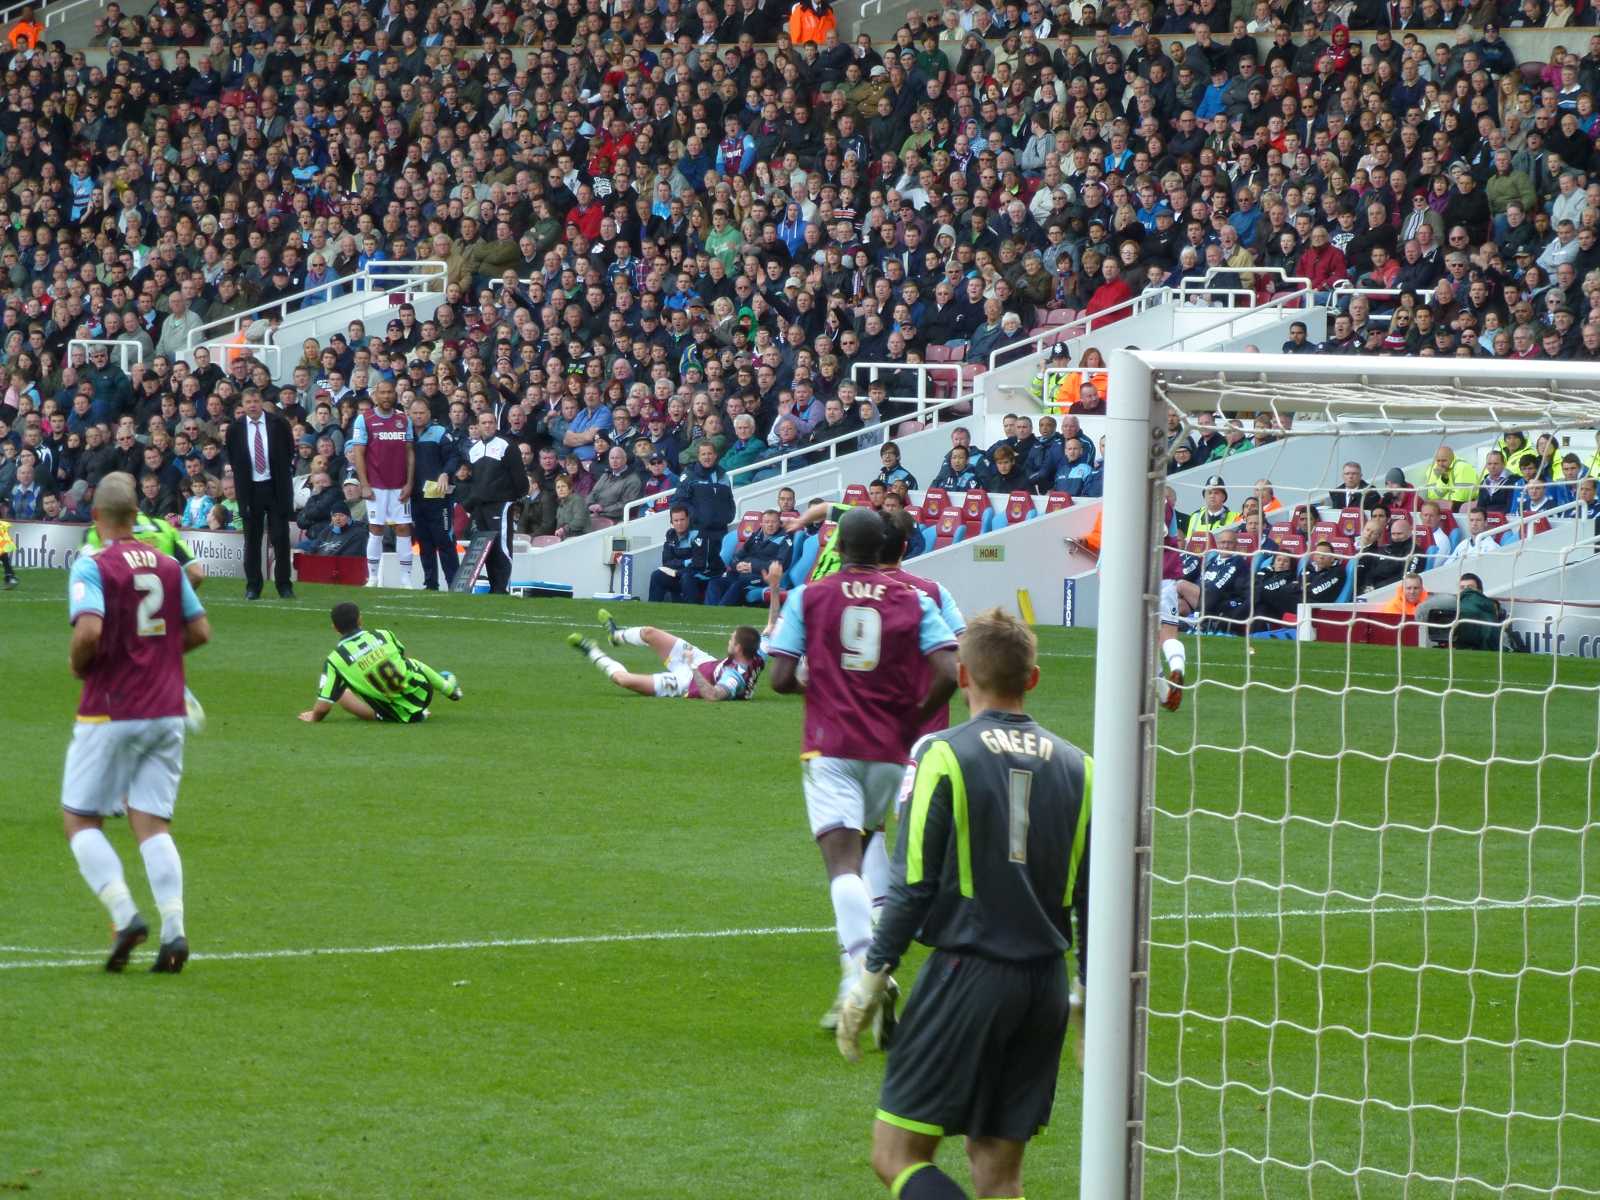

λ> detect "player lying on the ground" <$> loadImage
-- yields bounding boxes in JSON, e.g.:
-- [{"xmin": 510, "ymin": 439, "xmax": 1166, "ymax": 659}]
[
  {"xmin": 297, "ymin": 601, "xmax": 462, "ymax": 723},
  {"xmin": 568, "ymin": 562, "xmax": 783, "ymax": 701}
]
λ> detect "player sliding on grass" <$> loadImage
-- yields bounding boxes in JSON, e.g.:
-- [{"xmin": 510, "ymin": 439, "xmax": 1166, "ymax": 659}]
[
  {"xmin": 298, "ymin": 602, "xmax": 462, "ymax": 723},
  {"xmin": 568, "ymin": 563, "xmax": 784, "ymax": 701}
]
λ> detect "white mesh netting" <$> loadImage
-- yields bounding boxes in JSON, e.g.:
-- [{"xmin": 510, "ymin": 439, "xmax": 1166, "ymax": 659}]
[{"xmin": 1133, "ymin": 370, "xmax": 1600, "ymax": 1199}]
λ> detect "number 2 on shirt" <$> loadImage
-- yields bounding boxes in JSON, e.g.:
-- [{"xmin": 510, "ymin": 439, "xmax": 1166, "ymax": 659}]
[
  {"xmin": 839, "ymin": 605, "xmax": 882, "ymax": 672},
  {"xmin": 134, "ymin": 572, "xmax": 167, "ymax": 638}
]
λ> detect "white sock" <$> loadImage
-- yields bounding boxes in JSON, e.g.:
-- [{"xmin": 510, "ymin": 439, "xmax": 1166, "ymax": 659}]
[
  {"xmin": 586, "ymin": 645, "xmax": 626, "ymax": 680},
  {"xmin": 366, "ymin": 532, "xmax": 385, "ymax": 576},
  {"xmin": 862, "ymin": 831, "xmax": 891, "ymax": 914},
  {"xmin": 1163, "ymin": 637, "xmax": 1186, "ymax": 673},
  {"xmin": 829, "ymin": 872, "xmax": 874, "ymax": 966},
  {"xmin": 70, "ymin": 828, "xmax": 138, "ymax": 928},
  {"xmin": 139, "ymin": 833, "xmax": 185, "ymax": 943},
  {"xmin": 616, "ymin": 626, "xmax": 649, "ymax": 647}
]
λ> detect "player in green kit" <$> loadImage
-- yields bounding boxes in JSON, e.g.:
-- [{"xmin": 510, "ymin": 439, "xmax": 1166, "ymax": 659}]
[
  {"xmin": 84, "ymin": 513, "xmax": 206, "ymax": 590},
  {"xmin": 297, "ymin": 602, "xmax": 462, "ymax": 723}
]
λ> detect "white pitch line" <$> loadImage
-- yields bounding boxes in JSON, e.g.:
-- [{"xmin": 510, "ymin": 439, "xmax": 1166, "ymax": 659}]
[
  {"xmin": 1, "ymin": 593, "xmax": 1527, "ymax": 686},
  {"xmin": 0, "ymin": 924, "xmax": 833, "ymax": 971},
  {"xmin": 6, "ymin": 897, "xmax": 1597, "ymax": 971}
]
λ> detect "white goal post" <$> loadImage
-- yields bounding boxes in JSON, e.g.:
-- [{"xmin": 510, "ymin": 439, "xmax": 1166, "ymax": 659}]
[{"xmin": 1083, "ymin": 351, "xmax": 1600, "ymax": 1199}]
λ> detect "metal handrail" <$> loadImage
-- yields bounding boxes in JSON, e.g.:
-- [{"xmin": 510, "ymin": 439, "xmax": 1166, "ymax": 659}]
[
  {"xmin": 183, "ymin": 260, "xmax": 447, "ymax": 358},
  {"xmin": 216, "ymin": 342, "xmax": 283, "ymax": 376},
  {"xmin": 992, "ymin": 286, "xmax": 1173, "ymax": 371},
  {"xmin": 619, "ymin": 383, "xmax": 972, "ymax": 522},
  {"xmin": 67, "ymin": 338, "xmax": 142, "ymax": 374}
]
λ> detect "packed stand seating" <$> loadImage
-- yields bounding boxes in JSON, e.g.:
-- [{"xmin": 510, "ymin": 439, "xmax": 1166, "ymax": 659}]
[
  {"xmin": 5, "ymin": 0, "xmax": 1600, "ymax": 574},
  {"xmin": 1154, "ymin": 424, "xmax": 1600, "ymax": 641}
]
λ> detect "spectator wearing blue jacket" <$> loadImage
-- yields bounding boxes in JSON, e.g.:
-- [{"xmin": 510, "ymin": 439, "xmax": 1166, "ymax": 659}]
[
  {"xmin": 678, "ymin": 439, "xmax": 736, "ymax": 568},
  {"xmin": 705, "ymin": 511, "xmax": 794, "ymax": 605},
  {"xmin": 650, "ymin": 505, "xmax": 712, "ymax": 604},
  {"xmin": 930, "ymin": 445, "xmax": 983, "ymax": 491},
  {"xmin": 1051, "ymin": 438, "xmax": 1103, "ymax": 497},
  {"xmin": 874, "ymin": 441, "xmax": 918, "ymax": 491}
]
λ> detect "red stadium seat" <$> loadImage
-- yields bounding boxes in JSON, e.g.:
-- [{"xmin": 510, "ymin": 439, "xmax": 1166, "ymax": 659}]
[
  {"xmin": 1004, "ymin": 491, "xmax": 1034, "ymax": 524},
  {"xmin": 931, "ymin": 509, "xmax": 965, "ymax": 550},
  {"xmin": 1328, "ymin": 535, "xmax": 1355, "ymax": 558},
  {"xmin": 1338, "ymin": 507, "xmax": 1363, "ymax": 537},
  {"xmin": 1484, "ymin": 511, "xmax": 1508, "ymax": 530},
  {"xmin": 530, "ymin": 535, "xmax": 561, "ymax": 547},
  {"xmin": 842, "ymin": 483, "xmax": 870, "ymax": 506},
  {"xmin": 1185, "ymin": 533, "xmax": 1215, "ymax": 554},
  {"xmin": 1235, "ymin": 531, "xmax": 1259, "ymax": 553},
  {"xmin": 904, "ymin": 506, "xmax": 923, "ymax": 524},
  {"xmin": 737, "ymin": 510, "xmax": 763, "ymax": 540},
  {"xmin": 1277, "ymin": 532, "xmax": 1307, "ymax": 556},
  {"xmin": 1044, "ymin": 309, "xmax": 1073, "ymax": 326},
  {"xmin": 920, "ymin": 488, "xmax": 952, "ymax": 525},
  {"xmin": 1044, "ymin": 491, "xmax": 1073, "ymax": 513},
  {"xmin": 925, "ymin": 344, "xmax": 956, "ymax": 362},
  {"xmin": 1312, "ymin": 520, "xmax": 1338, "ymax": 541},
  {"xmin": 591, "ymin": 516, "xmax": 615, "ymax": 529},
  {"xmin": 959, "ymin": 490, "xmax": 989, "ymax": 538}
]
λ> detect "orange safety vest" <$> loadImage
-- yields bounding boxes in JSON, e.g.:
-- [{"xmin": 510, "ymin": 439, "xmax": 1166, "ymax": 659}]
[
  {"xmin": 8, "ymin": 19, "xmax": 42, "ymax": 49},
  {"xmin": 787, "ymin": 1, "xmax": 835, "ymax": 44}
]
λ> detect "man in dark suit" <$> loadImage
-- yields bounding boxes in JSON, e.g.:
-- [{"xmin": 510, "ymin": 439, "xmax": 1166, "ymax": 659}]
[{"xmin": 225, "ymin": 391, "xmax": 295, "ymax": 599}]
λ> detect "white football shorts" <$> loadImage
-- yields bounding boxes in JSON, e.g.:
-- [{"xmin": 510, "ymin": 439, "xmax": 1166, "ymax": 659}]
[
  {"xmin": 802, "ymin": 756, "xmax": 906, "ymax": 838},
  {"xmin": 369, "ymin": 487, "xmax": 412, "ymax": 525},
  {"xmin": 61, "ymin": 717, "xmax": 186, "ymax": 820},
  {"xmin": 652, "ymin": 638, "xmax": 715, "ymax": 698},
  {"xmin": 1160, "ymin": 579, "xmax": 1180, "ymax": 623}
]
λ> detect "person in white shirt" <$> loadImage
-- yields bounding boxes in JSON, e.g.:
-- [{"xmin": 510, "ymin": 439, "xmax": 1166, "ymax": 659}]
[{"xmin": 1447, "ymin": 508, "xmax": 1500, "ymax": 564}]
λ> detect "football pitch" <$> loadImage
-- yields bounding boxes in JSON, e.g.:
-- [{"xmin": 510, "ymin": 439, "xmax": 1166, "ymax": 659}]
[{"xmin": 2, "ymin": 576, "xmax": 1597, "ymax": 1199}]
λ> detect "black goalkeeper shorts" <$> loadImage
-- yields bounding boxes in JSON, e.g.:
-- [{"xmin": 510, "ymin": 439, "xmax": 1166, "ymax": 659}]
[{"xmin": 877, "ymin": 949, "xmax": 1070, "ymax": 1142}]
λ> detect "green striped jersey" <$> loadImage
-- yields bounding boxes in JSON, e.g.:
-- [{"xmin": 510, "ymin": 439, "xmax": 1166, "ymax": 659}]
[{"xmin": 318, "ymin": 628, "xmax": 431, "ymax": 721}]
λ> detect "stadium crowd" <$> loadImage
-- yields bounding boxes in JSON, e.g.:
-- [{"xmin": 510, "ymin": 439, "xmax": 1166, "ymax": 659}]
[{"xmin": 3, "ymin": 0, "xmax": 1600, "ymax": 582}]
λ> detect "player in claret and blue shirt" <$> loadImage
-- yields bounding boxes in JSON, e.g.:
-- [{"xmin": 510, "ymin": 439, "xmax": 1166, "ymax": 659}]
[
  {"xmin": 768, "ymin": 507, "xmax": 960, "ymax": 1036},
  {"xmin": 60, "ymin": 473, "xmax": 211, "ymax": 974},
  {"xmin": 566, "ymin": 563, "xmax": 785, "ymax": 702},
  {"xmin": 348, "ymin": 380, "xmax": 415, "ymax": 587}
]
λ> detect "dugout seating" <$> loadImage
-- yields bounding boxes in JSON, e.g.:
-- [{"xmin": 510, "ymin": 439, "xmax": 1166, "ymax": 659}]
[{"xmin": 930, "ymin": 509, "xmax": 967, "ymax": 550}]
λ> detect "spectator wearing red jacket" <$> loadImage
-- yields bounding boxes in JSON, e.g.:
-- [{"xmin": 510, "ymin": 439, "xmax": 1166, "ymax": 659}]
[
  {"xmin": 1297, "ymin": 226, "xmax": 1349, "ymax": 300},
  {"xmin": 565, "ymin": 183, "xmax": 604, "ymax": 241},
  {"xmin": 1086, "ymin": 257, "xmax": 1134, "ymax": 329}
]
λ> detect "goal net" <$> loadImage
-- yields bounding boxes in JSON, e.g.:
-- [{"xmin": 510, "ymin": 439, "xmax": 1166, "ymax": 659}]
[{"xmin": 1082, "ymin": 352, "xmax": 1600, "ymax": 1200}]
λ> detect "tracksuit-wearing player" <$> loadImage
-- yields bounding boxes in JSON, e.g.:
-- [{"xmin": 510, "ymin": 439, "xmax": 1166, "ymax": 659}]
[
  {"xmin": 298, "ymin": 602, "xmax": 462, "ymax": 723},
  {"xmin": 769, "ymin": 508, "xmax": 960, "ymax": 1032},
  {"xmin": 567, "ymin": 563, "xmax": 784, "ymax": 701},
  {"xmin": 837, "ymin": 609, "xmax": 1092, "ymax": 1200},
  {"xmin": 61, "ymin": 473, "xmax": 212, "ymax": 973},
  {"xmin": 349, "ymin": 381, "xmax": 415, "ymax": 588}
]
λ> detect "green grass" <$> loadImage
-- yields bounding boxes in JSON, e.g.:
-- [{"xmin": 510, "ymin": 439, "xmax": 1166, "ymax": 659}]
[{"xmin": 1, "ymin": 574, "xmax": 1597, "ymax": 1199}]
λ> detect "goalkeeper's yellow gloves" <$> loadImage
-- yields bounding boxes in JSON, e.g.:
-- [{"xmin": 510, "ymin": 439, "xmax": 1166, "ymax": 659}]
[{"xmin": 836, "ymin": 967, "xmax": 891, "ymax": 1063}]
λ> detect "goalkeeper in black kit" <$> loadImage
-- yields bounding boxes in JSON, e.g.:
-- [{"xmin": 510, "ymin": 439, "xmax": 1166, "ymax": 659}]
[{"xmin": 837, "ymin": 609, "xmax": 1092, "ymax": 1200}]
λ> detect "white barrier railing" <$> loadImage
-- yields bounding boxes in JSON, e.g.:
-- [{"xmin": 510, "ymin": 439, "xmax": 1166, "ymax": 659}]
[
  {"xmin": 67, "ymin": 338, "xmax": 142, "ymax": 374},
  {"xmin": 620, "ymin": 385, "xmax": 972, "ymax": 522},
  {"xmin": 216, "ymin": 342, "xmax": 283, "ymax": 376},
  {"xmin": 184, "ymin": 260, "xmax": 447, "ymax": 359}
]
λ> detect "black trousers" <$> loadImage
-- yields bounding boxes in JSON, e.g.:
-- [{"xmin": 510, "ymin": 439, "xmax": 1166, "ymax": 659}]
[
  {"xmin": 244, "ymin": 480, "xmax": 292, "ymax": 590},
  {"xmin": 413, "ymin": 498, "xmax": 459, "ymax": 589},
  {"xmin": 474, "ymin": 502, "xmax": 512, "ymax": 594}
]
